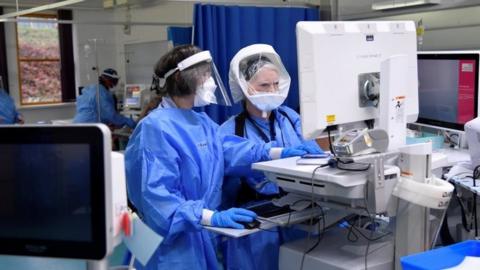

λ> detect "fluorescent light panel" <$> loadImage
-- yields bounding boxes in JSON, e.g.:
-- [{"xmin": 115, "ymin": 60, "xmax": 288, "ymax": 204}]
[
  {"xmin": 0, "ymin": 0, "xmax": 85, "ymax": 20},
  {"xmin": 372, "ymin": 0, "xmax": 441, "ymax": 10}
]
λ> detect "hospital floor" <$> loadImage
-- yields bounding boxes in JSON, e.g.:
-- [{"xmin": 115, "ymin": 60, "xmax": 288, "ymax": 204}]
[{"xmin": 0, "ymin": 243, "xmax": 128, "ymax": 270}]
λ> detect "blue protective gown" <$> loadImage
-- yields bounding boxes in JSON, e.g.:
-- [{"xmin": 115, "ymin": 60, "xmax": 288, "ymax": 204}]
[
  {"xmin": 0, "ymin": 89, "xmax": 20, "ymax": 124},
  {"xmin": 125, "ymin": 97, "xmax": 273, "ymax": 270},
  {"xmin": 218, "ymin": 105, "xmax": 321, "ymax": 270},
  {"xmin": 73, "ymin": 84, "xmax": 135, "ymax": 128}
]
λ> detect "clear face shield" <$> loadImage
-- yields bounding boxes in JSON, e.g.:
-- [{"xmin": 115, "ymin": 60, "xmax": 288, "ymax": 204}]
[
  {"xmin": 229, "ymin": 44, "xmax": 291, "ymax": 113},
  {"xmin": 160, "ymin": 51, "xmax": 232, "ymax": 107}
]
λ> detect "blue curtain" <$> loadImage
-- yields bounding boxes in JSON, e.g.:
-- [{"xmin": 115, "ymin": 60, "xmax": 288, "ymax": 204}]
[
  {"xmin": 167, "ymin": 26, "xmax": 193, "ymax": 46},
  {"xmin": 193, "ymin": 4, "xmax": 320, "ymax": 124}
]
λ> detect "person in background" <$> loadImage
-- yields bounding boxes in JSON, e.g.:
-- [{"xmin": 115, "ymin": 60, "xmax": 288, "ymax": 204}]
[
  {"xmin": 73, "ymin": 68, "xmax": 136, "ymax": 128},
  {"xmin": 124, "ymin": 44, "xmax": 316, "ymax": 270},
  {"xmin": 218, "ymin": 44, "xmax": 325, "ymax": 270},
  {"xmin": 0, "ymin": 88, "xmax": 24, "ymax": 124}
]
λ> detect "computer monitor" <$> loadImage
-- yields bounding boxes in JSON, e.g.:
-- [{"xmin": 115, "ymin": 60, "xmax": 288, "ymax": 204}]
[
  {"xmin": 296, "ymin": 21, "xmax": 419, "ymax": 139},
  {"xmin": 0, "ymin": 124, "xmax": 117, "ymax": 260},
  {"xmin": 417, "ymin": 51, "xmax": 479, "ymax": 130},
  {"xmin": 124, "ymin": 84, "xmax": 147, "ymax": 110}
]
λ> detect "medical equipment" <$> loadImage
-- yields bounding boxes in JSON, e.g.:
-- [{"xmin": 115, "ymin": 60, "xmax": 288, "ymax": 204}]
[
  {"xmin": 465, "ymin": 117, "xmax": 480, "ymax": 167},
  {"xmin": 417, "ymin": 51, "xmax": 480, "ymax": 131},
  {"xmin": 0, "ymin": 125, "xmax": 128, "ymax": 270},
  {"xmin": 332, "ymin": 128, "xmax": 389, "ymax": 157},
  {"xmin": 250, "ymin": 21, "xmax": 455, "ymax": 270},
  {"xmin": 122, "ymin": 84, "xmax": 150, "ymax": 121},
  {"xmin": 123, "ymin": 83, "xmax": 149, "ymax": 110},
  {"xmin": 393, "ymin": 143, "xmax": 453, "ymax": 269},
  {"xmin": 296, "ymin": 21, "xmax": 419, "ymax": 140}
]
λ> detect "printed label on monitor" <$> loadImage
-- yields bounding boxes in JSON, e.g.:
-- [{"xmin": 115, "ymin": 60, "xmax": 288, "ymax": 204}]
[{"xmin": 326, "ymin": 114, "xmax": 336, "ymax": 124}]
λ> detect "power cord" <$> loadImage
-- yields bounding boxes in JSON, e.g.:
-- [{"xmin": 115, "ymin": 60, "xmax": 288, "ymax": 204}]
[
  {"xmin": 472, "ymin": 165, "xmax": 480, "ymax": 237},
  {"xmin": 299, "ymin": 165, "xmax": 326, "ymax": 270},
  {"xmin": 363, "ymin": 183, "xmax": 373, "ymax": 270},
  {"xmin": 443, "ymin": 131, "xmax": 460, "ymax": 148},
  {"xmin": 335, "ymin": 158, "xmax": 371, "ymax": 172},
  {"xmin": 344, "ymin": 218, "xmax": 392, "ymax": 243}
]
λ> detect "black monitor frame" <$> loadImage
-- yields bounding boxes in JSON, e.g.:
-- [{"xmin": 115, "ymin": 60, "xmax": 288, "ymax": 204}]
[
  {"xmin": 416, "ymin": 53, "xmax": 479, "ymax": 131},
  {"xmin": 0, "ymin": 125, "xmax": 107, "ymax": 260}
]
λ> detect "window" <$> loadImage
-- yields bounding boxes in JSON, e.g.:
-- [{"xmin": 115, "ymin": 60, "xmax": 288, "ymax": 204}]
[{"xmin": 16, "ymin": 14, "xmax": 61, "ymax": 105}]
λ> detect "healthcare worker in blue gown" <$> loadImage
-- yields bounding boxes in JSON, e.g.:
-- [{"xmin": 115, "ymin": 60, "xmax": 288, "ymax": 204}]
[
  {"xmin": 73, "ymin": 68, "xmax": 136, "ymax": 128},
  {"xmin": 218, "ymin": 44, "xmax": 325, "ymax": 270},
  {"xmin": 124, "ymin": 45, "xmax": 318, "ymax": 270},
  {"xmin": 0, "ymin": 88, "xmax": 24, "ymax": 124}
]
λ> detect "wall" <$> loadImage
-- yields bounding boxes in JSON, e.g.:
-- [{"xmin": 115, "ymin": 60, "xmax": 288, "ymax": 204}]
[
  {"xmin": 3, "ymin": 3, "xmax": 193, "ymax": 123},
  {"xmin": 73, "ymin": 9, "xmax": 118, "ymax": 90},
  {"xmin": 368, "ymin": 6, "xmax": 480, "ymax": 51},
  {"xmin": 6, "ymin": 1, "xmax": 318, "ymax": 123},
  {"xmin": 335, "ymin": 0, "xmax": 480, "ymax": 51},
  {"xmin": 19, "ymin": 103, "xmax": 76, "ymax": 123},
  {"xmin": 336, "ymin": 0, "xmax": 480, "ymax": 20},
  {"xmin": 112, "ymin": 2, "xmax": 194, "ymax": 90}
]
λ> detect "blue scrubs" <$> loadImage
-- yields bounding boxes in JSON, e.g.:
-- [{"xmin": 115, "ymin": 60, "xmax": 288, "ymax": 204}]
[
  {"xmin": 0, "ymin": 89, "xmax": 21, "ymax": 124},
  {"xmin": 125, "ymin": 98, "xmax": 272, "ymax": 270},
  {"xmin": 73, "ymin": 84, "xmax": 135, "ymax": 128},
  {"xmin": 218, "ymin": 105, "xmax": 321, "ymax": 270}
]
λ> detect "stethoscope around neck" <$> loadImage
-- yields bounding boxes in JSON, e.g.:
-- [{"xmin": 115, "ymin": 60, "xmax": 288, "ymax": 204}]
[{"xmin": 245, "ymin": 111, "xmax": 289, "ymax": 146}]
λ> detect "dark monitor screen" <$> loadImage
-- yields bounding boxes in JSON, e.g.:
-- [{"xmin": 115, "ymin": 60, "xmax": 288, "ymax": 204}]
[
  {"xmin": 417, "ymin": 53, "xmax": 479, "ymax": 130},
  {"xmin": 0, "ymin": 126, "xmax": 107, "ymax": 259}
]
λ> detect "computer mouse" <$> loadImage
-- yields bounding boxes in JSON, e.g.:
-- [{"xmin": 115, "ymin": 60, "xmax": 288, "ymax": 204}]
[{"xmin": 240, "ymin": 219, "xmax": 261, "ymax": 229}]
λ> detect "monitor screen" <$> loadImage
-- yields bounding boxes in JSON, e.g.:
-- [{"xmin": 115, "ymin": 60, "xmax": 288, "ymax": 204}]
[
  {"xmin": 124, "ymin": 84, "xmax": 144, "ymax": 109},
  {"xmin": 296, "ymin": 21, "xmax": 419, "ymax": 139},
  {"xmin": 417, "ymin": 53, "xmax": 479, "ymax": 130},
  {"xmin": 0, "ymin": 125, "xmax": 109, "ymax": 259}
]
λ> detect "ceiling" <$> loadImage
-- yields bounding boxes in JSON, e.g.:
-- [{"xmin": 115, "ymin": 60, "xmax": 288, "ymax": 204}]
[{"xmin": 0, "ymin": 0, "xmax": 107, "ymax": 10}]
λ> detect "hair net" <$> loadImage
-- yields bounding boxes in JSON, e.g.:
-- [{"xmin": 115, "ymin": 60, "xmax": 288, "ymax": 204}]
[{"xmin": 229, "ymin": 44, "xmax": 290, "ymax": 104}]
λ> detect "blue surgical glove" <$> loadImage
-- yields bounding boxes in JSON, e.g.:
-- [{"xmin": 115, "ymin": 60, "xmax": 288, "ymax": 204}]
[
  {"xmin": 281, "ymin": 147, "xmax": 307, "ymax": 158},
  {"xmin": 296, "ymin": 142, "xmax": 325, "ymax": 154},
  {"xmin": 211, "ymin": 208, "xmax": 257, "ymax": 229}
]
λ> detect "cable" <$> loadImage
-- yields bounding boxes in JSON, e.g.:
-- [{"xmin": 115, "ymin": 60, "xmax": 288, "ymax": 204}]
[
  {"xmin": 336, "ymin": 159, "xmax": 371, "ymax": 172},
  {"xmin": 285, "ymin": 199, "xmax": 314, "ymax": 227},
  {"xmin": 452, "ymin": 186, "xmax": 472, "ymax": 232},
  {"xmin": 299, "ymin": 205, "xmax": 325, "ymax": 270},
  {"xmin": 299, "ymin": 165, "xmax": 326, "ymax": 270},
  {"xmin": 327, "ymin": 127, "xmax": 336, "ymax": 157},
  {"xmin": 343, "ymin": 218, "xmax": 392, "ymax": 241},
  {"xmin": 472, "ymin": 165, "xmax": 480, "ymax": 237},
  {"xmin": 363, "ymin": 182, "xmax": 373, "ymax": 270},
  {"xmin": 443, "ymin": 131, "xmax": 460, "ymax": 148}
]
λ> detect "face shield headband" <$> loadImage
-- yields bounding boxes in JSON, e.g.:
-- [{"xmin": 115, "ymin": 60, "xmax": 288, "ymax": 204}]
[{"xmin": 157, "ymin": 50, "xmax": 232, "ymax": 106}]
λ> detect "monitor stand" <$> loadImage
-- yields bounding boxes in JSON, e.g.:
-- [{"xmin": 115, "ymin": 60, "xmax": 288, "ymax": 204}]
[{"xmin": 87, "ymin": 259, "xmax": 108, "ymax": 270}]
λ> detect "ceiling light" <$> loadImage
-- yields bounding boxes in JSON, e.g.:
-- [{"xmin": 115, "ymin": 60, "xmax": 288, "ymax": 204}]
[{"xmin": 372, "ymin": 0, "xmax": 441, "ymax": 11}]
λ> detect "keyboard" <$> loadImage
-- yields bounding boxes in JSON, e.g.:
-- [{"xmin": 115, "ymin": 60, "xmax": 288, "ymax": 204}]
[{"xmin": 247, "ymin": 202, "xmax": 294, "ymax": 218}]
